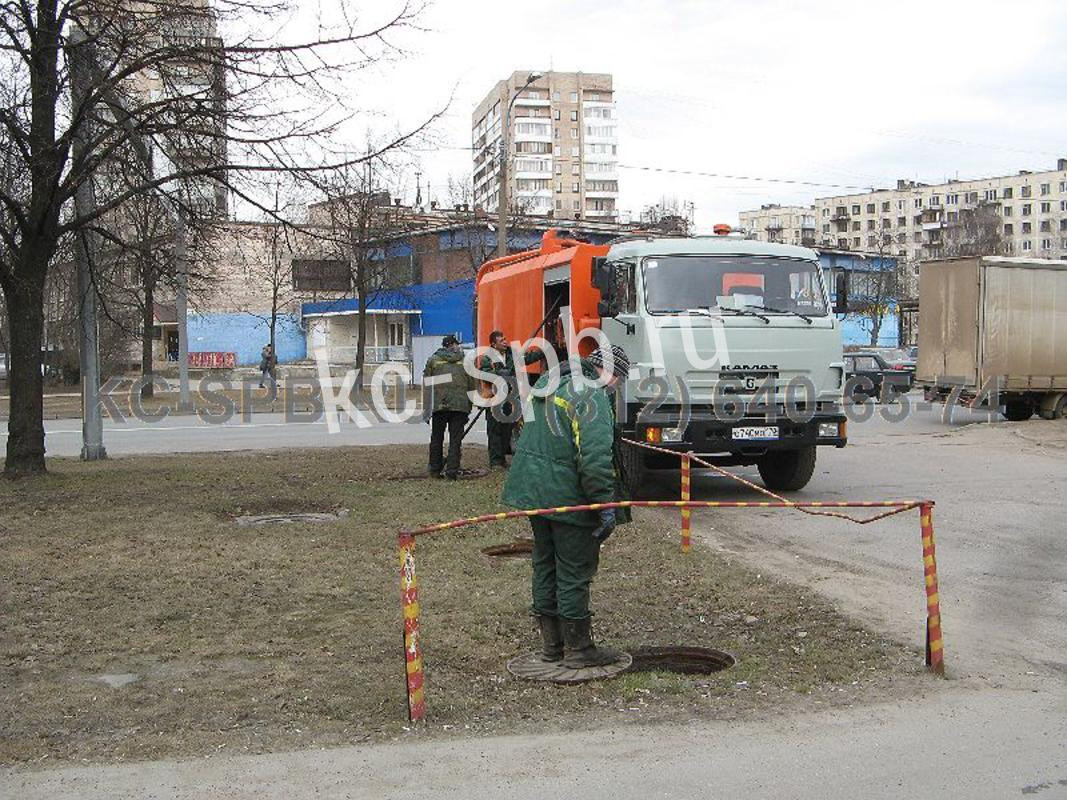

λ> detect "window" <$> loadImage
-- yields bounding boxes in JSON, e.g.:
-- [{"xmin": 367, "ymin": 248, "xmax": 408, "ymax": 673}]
[
  {"xmin": 882, "ymin": 218, "xmax": 891, "ymax": 228},
  {"xmin": 1021, "ymin": 185, "xmax": 1032, "ymax": 198},
  {"xmin": 552, "ymin": 90, "xmax": 560, "ymax": 100},
  {"xmin": 1062, "ymin": 201, "xmax": 1067, "ymax": 212},
  {"xmin": 1061, "ymin": 219, "xmax": 1067, "ymax": 231},
  {"xmin": 1022, "ymin": 203, "xmax": 1032, "ymax": 216},
  {"xmin": 570, "ymin": 127, "xmax": 578, "ymax": 139},
  {"xmin": 555, "ymin": 163, "xmax": 562, "ymax": 175},
  {"xmin": 515, "ymin": 178, "xmax": 550, "ymax": 191},
  {"xmin": 556, "ymin": 181, "xmax": 562, "ymax": 193},
  {"xmin": 852, "ymin": 204, "xmax": 861, "ymax": 215},
  {"xmin": 867, "ymin": 219, "xmax": 876, "ymax": 230},
  {"xmin": 930, "ymin": 195, "xmax": 942, "ymax": 207},
  {"xmin": 641, "ymin": 255, "xmax": 828, "ymax": 316},
  {"xmin": 572, "ymin": 182, "xmax": 579, "ymax": 192},
  {"xmin": 913, "ymin": 232, "xmax": 922, "ymax": 243},
  {"xmin": 553, "ymin": 127, "xmax": 559, "ymax": 139},
  {"xmin": 588, "ymin": 92, "xmax": 601, "ymax": 101},
  {"xmin": 853, "ymin": 236, "xmax": 861, "ymax": 247},
  {"xmin": 983, "ymin": 189, "xmax": 997, "ymax": 201},
  {"xmin": 555, "ymin": 198, "xmax": 562, "ymax": 210},
  {"xmin": 946, "ymin": 194, "xmax": 958, "ymax": 205},
  {"xmin": 822, "ymin": 223, "xmax": 830, "ymax": 233},
  {"xmin": 569, "ymin": 91, "xmax": 578, "ymax": 102},
  {"xmin": 897, "ymin": 216, "xmax": 906, "ymax": 227},
  {"xmin": 1022, "ymin": 222, "xmax": 1032, "ymax": 233},
  {"xmin": 1040, "ymin": 201, "xmax": 1051, "ymax": 213},
  {"xmin": 571, "ymin": 163, "xmax": 580, "ymax": 175},
  {"xmin": 570, "ymin": 110, "xmax": 578, "ymax": 122},
  {"xmin": 965, "ymin": 192, "xmax": 978, "ymax": 204},
  {"xmin": 882, "ymin": 201, "xmax": 891, "ymax": 212},
  {"xmin": 897, "ymin": 233, "xmax": 906, "ymax": 243},
  {"xmin": 1003, "ymin": 206, "xmax": 1013, "ymax": 217},
  {"xmin": 388, "ymin": 322, "xmax": 405, "ymax": 347},
  {"xmin": 553, "ymin": 145, "xmax": 560, "ymax": 156},
  {"xmin": 1041, "ymin": 183, "xmax": 1050, "ymax": 195},
  {"xmin": 1061, "ymin": 181, "xmax": 1067, "ymax": 193},
  {"xmin": 584, "ymin": 125, "xmax": 616, "ymax": 138},
  {"xmin": 897, "ymin": 200, "xmax": 905, "ymax": 210},
  {"xmin": 516, "ymin": 121, "xmax": 551, "ymax": 136},
  {"xmin": 1003, "ymin": 187, "xmax": 1013, "ymax": 199},
  {"xmin": 1004, "ymin": 224, "xmax": 1014, "ymax": 236},
  {"xmin": 851, "ymin": 221, "xmax": 861, "ymax": 231},
  {"xmin": 571, "ymin": 146, "xmax": 579, "ymax": 156},
  {"xmin": 1040, "ymin": 220, "xmax": 1052, "ymax": 232},
  {"xmin": 1022, "ymin": 240, "xmax": 1032, "ymax": 251},
  {"xmin": 822, "ymin": 207, "xmax": 830, "ymax": 217},
  {"xmin": 553, "ymin": 109, "xmax": 560, "ymax": 120},
  {"xmin": 292, "ymin": 259, "xmax": 350, "ymax": 292},
  {"xmin": 866, "ymin": 203, "xmax": 876, "ymax": 214},
  {"xmin": 1042, "ymin": 238, "xmax": 1053, "ymax": 250},
  {"xmin": 572, "ymin": 199, "xmax": 580, "ymax": 210},
  {"xmin": 914, "ymin": 197, "xmax": 923, "ymax": 208}
]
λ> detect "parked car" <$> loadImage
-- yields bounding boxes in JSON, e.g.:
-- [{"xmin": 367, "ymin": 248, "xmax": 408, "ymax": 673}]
[{"xmin": 845, "ymin": 351, "xmax": 914, "ymax": 402}]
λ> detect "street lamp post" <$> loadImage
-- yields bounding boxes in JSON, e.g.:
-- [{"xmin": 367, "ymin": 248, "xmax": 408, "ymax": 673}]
[{"xmin": 496, "ymin": 72, "xmax": 542, "ymax": 258}]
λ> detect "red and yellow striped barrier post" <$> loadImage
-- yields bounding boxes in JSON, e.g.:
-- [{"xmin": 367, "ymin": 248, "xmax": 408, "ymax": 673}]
[
  {"xmin": 920, "ymin": 502, "xmax": 945, "ymax": 675},
  {"xmin": 398, "ymin": 534, "xmax": 427, "ymax": 722},
  {"xmin": 680, "ymin": 453, "xmax": 692, "ymax": 553}
]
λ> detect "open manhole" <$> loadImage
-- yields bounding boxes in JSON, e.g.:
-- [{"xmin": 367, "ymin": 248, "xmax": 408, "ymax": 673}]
[
  {"xmin": 626, "ymin": 646, "xmax": 736, "ymax": 675},
  {"xmin": 481, "ymin": 539, "xmax": 534, "ymax": 559},
  {"xmin": 235, "ymin": 510, "xmax": 348, "ymax": 527}
]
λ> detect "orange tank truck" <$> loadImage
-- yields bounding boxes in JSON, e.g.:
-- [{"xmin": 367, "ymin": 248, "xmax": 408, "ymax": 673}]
[{"xmin": 476, "ymin": 229, "xmax": 610, "ymax": 361}]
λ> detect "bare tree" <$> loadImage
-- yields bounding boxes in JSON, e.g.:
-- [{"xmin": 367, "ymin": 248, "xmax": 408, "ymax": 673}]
[
  {"xmin": 640, "ymin": 196, "xmax": 694, "ymax": 235},
  {"xmin": 0, "ymin": 0, "xmax": 440, "ymax": 475},
  {"xmin": 844, "ymin": 233, "xmax": 906, "ymax": 347},
  {"xmin": 941, "ymin": 202, "xmax": 1004, "ymax": 257}
]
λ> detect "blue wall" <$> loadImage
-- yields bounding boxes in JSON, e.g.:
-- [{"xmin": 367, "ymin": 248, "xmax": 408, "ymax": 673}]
[{"xmin": 188, "ymin": 312, "xmax": 306, "ymax": 366}]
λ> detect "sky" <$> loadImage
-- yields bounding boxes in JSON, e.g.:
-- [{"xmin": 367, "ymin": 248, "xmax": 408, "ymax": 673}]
[{"xmin": 299, "ymin": 0, "xmax": 1067, "ymax": 231}]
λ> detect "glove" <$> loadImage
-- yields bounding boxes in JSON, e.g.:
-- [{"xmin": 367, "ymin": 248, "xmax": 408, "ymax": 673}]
[{"xmin": 591, "ymin": 508, "xmax": 617, "ymax": 542}]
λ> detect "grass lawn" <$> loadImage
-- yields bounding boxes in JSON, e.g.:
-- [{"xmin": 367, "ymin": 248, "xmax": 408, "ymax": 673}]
[{"xmin": 0, "ymin": 445, "xmax": 922, "ymax": 767}]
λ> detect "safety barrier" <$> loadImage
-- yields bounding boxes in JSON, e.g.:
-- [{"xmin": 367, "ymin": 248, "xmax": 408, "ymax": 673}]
[{"xmin": 395, "ymin": 440, "xmax": 944, "ymax": 723}]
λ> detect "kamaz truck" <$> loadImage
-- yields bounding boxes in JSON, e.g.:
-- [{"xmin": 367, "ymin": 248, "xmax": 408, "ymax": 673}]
[{"xmin": 475, "ymin": 228, "xmax": 848, "ymax": 492}]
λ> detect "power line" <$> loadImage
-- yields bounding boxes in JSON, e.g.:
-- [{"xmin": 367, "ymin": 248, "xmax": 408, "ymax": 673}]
[{"xmin": 616, "ymin": 163, "xmax": 875, "ymax": 191}]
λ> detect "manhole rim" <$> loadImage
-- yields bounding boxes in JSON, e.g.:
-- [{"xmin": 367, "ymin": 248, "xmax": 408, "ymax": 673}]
[{"xmin": 625, "ymin": 645, "xmax": 737, "ymax": 674}]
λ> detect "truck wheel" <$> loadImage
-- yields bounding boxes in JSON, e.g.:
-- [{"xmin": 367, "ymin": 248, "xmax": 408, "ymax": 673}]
[
  {"xmin": 1002, "ymin": 400, "xmax": 1034, "ymax": 422},
  {"xmin": 619, "ymin": 440, "xmax": 648, "ymax": 498},
  {"xmin": 1038, "ymin": 393, "xmax": 1066, "ymax": 420},
  {"xmin": 757, "ymin": 446, "xmax": 817, "ymax": 492}
]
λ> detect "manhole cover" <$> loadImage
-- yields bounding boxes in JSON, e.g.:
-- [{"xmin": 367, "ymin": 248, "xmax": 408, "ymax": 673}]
[
  {"xmin": 481, "ymin": 539, "xmax": 534, "ymax": 559},
  {"xmin": 235, "ymin": 510, "xmax": 348, "ymax": 527},
  {"xmin": 627, "ymin": 646, "xmax": 736, "ymax": 674}
]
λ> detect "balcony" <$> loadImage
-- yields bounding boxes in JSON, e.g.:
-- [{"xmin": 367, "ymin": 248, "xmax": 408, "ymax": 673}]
[{"xmin": 584, "ymin": 208, "xmax": 617, "ymax": 218}]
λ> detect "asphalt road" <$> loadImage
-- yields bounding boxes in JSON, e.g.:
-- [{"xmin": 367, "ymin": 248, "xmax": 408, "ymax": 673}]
[{"xmin": 3, "ymin": 396, "xmax": 1066, "ymax": 798}]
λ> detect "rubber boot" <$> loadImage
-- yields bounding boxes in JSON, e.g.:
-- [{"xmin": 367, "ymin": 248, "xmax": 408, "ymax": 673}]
[
  {"xmin": 562, "ymin": 617, "xmax": 621, "ymax": 668},
  {"xmin": 537, "ymin": 614, "xmax": 564, "ymax": 662}
]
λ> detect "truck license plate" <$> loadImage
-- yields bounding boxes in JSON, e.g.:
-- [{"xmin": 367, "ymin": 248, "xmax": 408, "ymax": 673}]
[{"xmin": 731, "ymin": 425, "xmax": 779, "ymax": 441}]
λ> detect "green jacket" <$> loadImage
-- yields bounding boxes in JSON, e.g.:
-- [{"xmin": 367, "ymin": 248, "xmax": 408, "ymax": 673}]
[
  {"xmin": 423, "ymin": 347, "xmax": 475, "ymax": 414},
  {"xmin": 502, "ymin": 360, "xmax": 630, "ymax": 527}
]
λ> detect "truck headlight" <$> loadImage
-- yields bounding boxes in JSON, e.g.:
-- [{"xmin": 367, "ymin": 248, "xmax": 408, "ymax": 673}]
[
  {"xmin": 662, "ymin": 427, "xmax": 684, "ymax": 442},
  {"xmin": 819, "ymin": 422, "xmax": 843, "ymax": 438}
]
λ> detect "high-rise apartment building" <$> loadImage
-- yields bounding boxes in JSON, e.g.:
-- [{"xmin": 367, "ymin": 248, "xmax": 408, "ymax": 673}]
[
  {"xmin": 738, "ymin": 204, "xmax": 817, "ymax": 246},
  {"xmin": 471, "ymin": 71, "xmax": 617, "ymax": 221}
]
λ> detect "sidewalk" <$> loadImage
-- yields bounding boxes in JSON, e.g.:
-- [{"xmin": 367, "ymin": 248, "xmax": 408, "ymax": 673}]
[{"xmin": 2, "ymin": 684, "xmax": 1063, "ymax": 800}]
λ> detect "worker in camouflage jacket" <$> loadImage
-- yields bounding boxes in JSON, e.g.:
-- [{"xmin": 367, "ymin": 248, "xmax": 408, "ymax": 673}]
[
  {"xmin": 476, "ymin": 330, "xmax": 542, "ymax": 469},
  {"xmin": 502, "ymin": 344, "xmax": 632, "ymax": 669},
  {"xmin": 423, "ymin": 334, "xmax": 476, "ymax": 480}
]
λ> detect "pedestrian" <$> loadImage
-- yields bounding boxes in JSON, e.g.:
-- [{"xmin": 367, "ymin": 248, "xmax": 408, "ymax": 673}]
[
  {"xmin": 501, "ymin": 344, "xmax": 632, "ymax": 668},
  {"xmin": 423, "ymin": 334, "xmax": 476, "ymax": 480},
  {"xmin": 477, "ymin": 330, "xmax": 541, "ymax": 470},
  {"xmin": 259, "ymin": 343, "xmax": 277, "ymax": 388}
]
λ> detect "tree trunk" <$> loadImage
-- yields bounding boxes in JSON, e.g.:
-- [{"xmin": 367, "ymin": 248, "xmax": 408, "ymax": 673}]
[
  {"xmin": 140, "ymin": 279, "xmax": 154, "ymax": 398},
  {"xmin": 4, "ymin": 274, "xmax": 47, "ymax": 476},
  {"xmin": 869, "ymin": 316, "xmax": 882, "ymax": 347},
  {"xmin": 355, "ymin": 277, "xmax": 368, "ymax": 395}
]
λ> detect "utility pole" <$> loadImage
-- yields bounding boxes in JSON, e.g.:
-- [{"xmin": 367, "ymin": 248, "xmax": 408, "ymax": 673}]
[
  {"xmin": 68, "ymin": 26, "xmax": 107, "ymax": 461},
  {"xmin": 174, "ymin": 208, "xmax": 191, "ymax": 409},
  {"xmin": 496, "ymin": 72, "xmax": 542, "ymax": 258}
]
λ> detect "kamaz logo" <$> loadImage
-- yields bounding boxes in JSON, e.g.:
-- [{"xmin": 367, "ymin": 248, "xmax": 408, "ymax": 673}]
[{"xmin": 720, "ymin": 365, "xmax": 780, "ymax": 393}]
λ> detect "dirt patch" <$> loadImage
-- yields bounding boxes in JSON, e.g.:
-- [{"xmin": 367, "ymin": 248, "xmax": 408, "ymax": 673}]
[{"xmin": 0, "ymin": 446, "xmax": 921, "ymax": 768}]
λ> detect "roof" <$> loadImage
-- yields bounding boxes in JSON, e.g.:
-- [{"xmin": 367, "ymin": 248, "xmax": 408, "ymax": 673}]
[{"xmin": 606, "ymin": 236, "xmax": 818, "ymax": 261}]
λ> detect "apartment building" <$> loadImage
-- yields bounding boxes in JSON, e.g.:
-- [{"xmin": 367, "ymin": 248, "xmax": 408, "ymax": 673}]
[
  {"xmin": 815, "ymin": 159, "xmax": 1067, "ymax": 263},
  {"xmin": 738, "ymin": 204, "xmax": 817, "ymax": 246},
  {"xmin": 471, "ymin": 71, "xmax": 618, "ymax": 221}
]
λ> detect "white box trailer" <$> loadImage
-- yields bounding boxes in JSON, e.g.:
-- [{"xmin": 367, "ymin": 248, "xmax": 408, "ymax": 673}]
[{"xmin": 917, "ymin": 256, "xmax": 1067, "ymax": 420}]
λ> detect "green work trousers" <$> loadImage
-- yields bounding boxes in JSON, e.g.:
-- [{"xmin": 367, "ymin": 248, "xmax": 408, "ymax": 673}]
[
  {"xmin": 486, "ymin": 405, "xmax": 512, "ymax": 466},
  {"xmin": 529, "ymin": 516, "xmax": 601, "ymax": 620}
]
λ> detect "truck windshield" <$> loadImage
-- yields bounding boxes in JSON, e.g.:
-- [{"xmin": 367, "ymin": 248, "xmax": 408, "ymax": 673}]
[{"xmin": 642, "ymin": 255, "xmax": 828, "ymax": 316}]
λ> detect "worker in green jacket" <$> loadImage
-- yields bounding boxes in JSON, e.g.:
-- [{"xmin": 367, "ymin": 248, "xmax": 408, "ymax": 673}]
[
  {"xmin": 423, "ymin": 334, "xmax": 476, "ymax": 479},
  {"xmin": 502, "ymin": 344, "xmax": 632, "ymax": 669}
]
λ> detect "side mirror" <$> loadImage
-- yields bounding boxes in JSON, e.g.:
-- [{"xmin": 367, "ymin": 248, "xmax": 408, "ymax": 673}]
[
  {"xmin": 591, "ymin": 256, "xmax": 619, "ymax": 318},
  {"xmin": 833, "ymin": 271, "xmax": 849, "ymax": 314}
]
